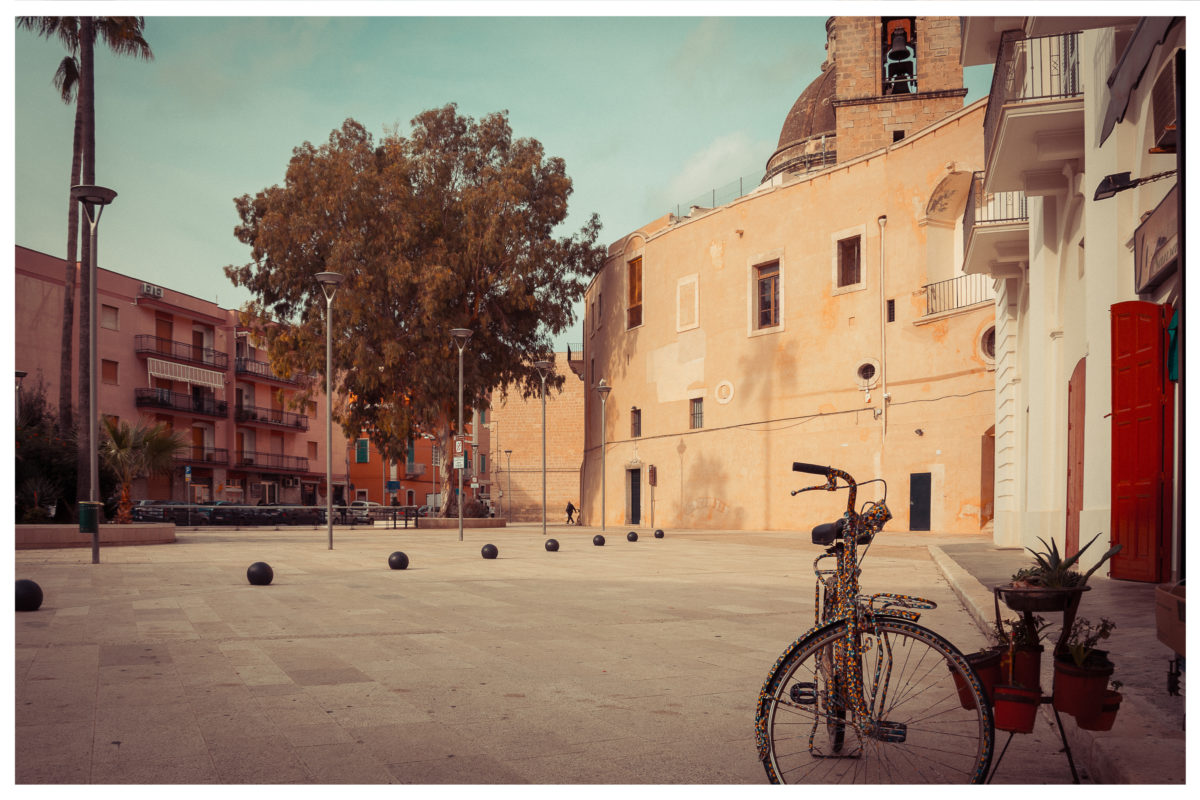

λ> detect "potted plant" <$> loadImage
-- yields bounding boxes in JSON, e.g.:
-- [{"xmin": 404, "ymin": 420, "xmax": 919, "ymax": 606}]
[
  {"xmin": 998, "ymin": 533, "xmax": 1122, "ymax": 612},
  {"xmin": 1053, "ymin": 616, "xmax": 1116, "ymax": 718},
  {"xmin": 993, "ymin": 683, "xmax": 1041, "ymax": 734},
  {"xmin": 1076, "ymin": 680, "xmax": 1123, "ymax": 731}
]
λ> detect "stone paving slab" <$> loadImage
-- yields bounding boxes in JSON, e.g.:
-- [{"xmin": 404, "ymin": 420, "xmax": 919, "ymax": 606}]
[{"xmin": 16, "ymin": 524, "xmax": 1084, "ymax": 785}]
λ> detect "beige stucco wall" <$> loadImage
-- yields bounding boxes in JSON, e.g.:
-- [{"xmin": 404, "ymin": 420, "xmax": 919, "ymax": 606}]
[{"xmin": 581, "ymin": 101, "xmax": 994, "ymax": 533}]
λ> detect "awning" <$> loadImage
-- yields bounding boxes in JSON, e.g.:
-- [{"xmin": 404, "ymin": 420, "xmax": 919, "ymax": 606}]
[
  {"xmin": 1134, "ymin": 183, "xmax": 1179, "ymax": 294},
  {"xmin": 1099, "ymin": 17, "xmax": 1180, "ymax": 146},
  {"xmin": 147, "ymin": 357, "xmax": 225, "ymax": 391}
]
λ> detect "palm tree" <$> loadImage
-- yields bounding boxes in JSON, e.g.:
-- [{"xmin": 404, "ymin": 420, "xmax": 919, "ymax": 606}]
[
  {"xmin": 100, "ymin": 418, "xmax": 185, "ymax": 524},
  {"xmin": 16, "ymin": 17, "xmax": 152, "ymax": 466}
]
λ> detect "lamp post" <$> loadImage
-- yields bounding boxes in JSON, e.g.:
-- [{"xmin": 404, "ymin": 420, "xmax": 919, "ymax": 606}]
[
  {"xmin": 450, "ymin": 328, "xmax": 472, "ymax": 542},
  {"xmin": 316, "ymin": 271, "xmax": 344, "ymax": 550},
  {"xmin": 504, "ymin": 449, "xmax": 512, "ymax": 521},
  {"xmin": 534, "ymin": 360, "xmax": 552, "ymax": 537},
  {"xmin": 595, "ymin": 379, "xmax": 612, "ymax": 531},
  {"xmin": 72, "ymin": 185, "xmax": 116, "ymax": 508}
]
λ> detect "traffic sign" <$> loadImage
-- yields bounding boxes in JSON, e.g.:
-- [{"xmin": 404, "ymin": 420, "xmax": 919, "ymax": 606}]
[
  {"xmin": 185, "ymin": 465, "xmax": 192, "ymax": 483},
  {"xmin": 454, "ymin": 437, "xmax": 465, "ymax": 455},
  {"xmin": 453, "ymin": 454, "xmax": 465, "ymax": 469}
]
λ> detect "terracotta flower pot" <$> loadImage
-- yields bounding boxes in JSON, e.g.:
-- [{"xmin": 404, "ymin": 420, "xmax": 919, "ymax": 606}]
[
  {"xmin": 1052, "ymin": 653, "xmax": 1114, "ymax": 717},
  {"xmin": 951, "ymin": 648, "xmax": 1002, "ymax": 709},
  {"xmin": 993, "ymin": 684, "xmax": 1040, "ymax": 733},
  {"xmin": 1075, "ymin": 689, "xmax": 1122, "ymax": 731},
  {"xmin": 1000, "ymin": 645, "xmax": 1043, "ymax": 693}
]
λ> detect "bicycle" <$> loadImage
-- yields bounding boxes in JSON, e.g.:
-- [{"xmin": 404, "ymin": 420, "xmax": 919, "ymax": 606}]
[{"xmin": 755, "ymin": 462, "xmax": 995, "ymax": 783}]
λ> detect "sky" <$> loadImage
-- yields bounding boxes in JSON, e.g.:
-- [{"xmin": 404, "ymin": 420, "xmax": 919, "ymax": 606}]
[{"xmin": 11, "ymin": 2, "xmax": 995, "ymax": 351}]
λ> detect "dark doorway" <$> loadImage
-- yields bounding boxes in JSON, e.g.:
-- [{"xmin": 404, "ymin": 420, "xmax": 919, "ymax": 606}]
[
  {"xmin": 628, "ymin": 468, "xmax": 641, "ymax": 525},
  {"xmin": 909, "ymin": 472, "xmax": 931, "ymax": 531}
]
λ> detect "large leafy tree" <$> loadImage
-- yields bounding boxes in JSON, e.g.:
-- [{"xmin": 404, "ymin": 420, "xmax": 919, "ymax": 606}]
[
  {"xmin": 99, "ymin": 418, "xmax": 186, "ymax": 524},
  {"xmin": 16, "ymin": 16, "xmax": 152, "ymax": 494},
  {"xmin": 226, "ymin": 106, "xmax": 606, "ymax": 472}
]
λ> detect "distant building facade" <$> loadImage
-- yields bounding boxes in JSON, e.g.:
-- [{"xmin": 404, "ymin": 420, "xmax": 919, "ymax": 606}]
[
  {"xmin": 14, "ymin": 245, "xmax": 349, "ymax": 506},
  {"xmin": 579, "ymin": 16, "xmax": 996, "ymax": 532}
]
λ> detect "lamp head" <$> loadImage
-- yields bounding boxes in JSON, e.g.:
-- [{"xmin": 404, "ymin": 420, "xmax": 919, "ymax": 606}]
[
  {"xmin": 534, "ymin": 359, "xmax": 552, "ymax": 379},
  {"xmin": 1093, "ymin": 172, "xmax": 1133, "ymax": 201},
  {"xmin": 315, "ymin": 271, "xmax": 344, "ymax": 287},
  {"xmin": 450, "ymin": 328, "xmax": 472, "ymax": 349},
  {"xmin": 70, "ymin": 184, "xmax": 117, "ymax": 207},
  {"xmin": 595, "ymin": 378, "xmax": 612, "ymax": 399}
]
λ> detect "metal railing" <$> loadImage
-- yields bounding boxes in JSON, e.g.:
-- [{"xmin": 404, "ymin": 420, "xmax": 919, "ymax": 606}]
[
  {"xmin": 234, "ymin": 450, "xmax": 310, "ymax": 472},
  {"xmin": 134, "ymin": 335, "xmax": 229, "ymax": 369},
  {"xmin": 963, "ymin": 171, "xmax": 1029, "ymax": 254},
  {"xmin": 174, "ymin": 446, "xmax": 230, "ymax": 464},
  {"xmin": 234, "ymin": 403, "xmax": 309, "ymax": 430},
  {"xmin": 985, "ymin": 30, "xmax": 1082, "ymax": 160},
  {"xmin": 135, "ymin": 388, "xmax": 228, "ymax": 417},
  {"xmin": 670, "ymin": 170, "xmax": 765, "ymax": 219},
  {"xmin": 404, "ymin": 462, "xmax": 426, "ymax": 477},
  {"xmin": 235, "ymin": 356, "xmax": 298, "ymax": 384},
  {"xmin": 923, "ymin": 273, "xmax": 996, "ymax": 317}
]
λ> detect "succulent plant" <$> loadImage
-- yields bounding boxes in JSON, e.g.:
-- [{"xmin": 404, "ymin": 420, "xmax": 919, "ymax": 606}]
[{"xmin": 1009, "ymin": 532, "xmax": 1122, "ymax": 589}]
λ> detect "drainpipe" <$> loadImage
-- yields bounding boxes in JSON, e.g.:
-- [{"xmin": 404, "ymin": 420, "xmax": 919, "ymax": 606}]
[{"xmin": 878, "ymin": 215, "xmax": 888, "ymax": 440}]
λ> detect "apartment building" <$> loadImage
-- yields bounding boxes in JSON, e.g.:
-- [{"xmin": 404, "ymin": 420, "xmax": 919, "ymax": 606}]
[
  {"xmin": 14, "ymin": 245, "xmax": 349, "ymax": 506},
  {"xmin": 961, "ymin": 17, "xmax": 1184, "ymax": 581}
]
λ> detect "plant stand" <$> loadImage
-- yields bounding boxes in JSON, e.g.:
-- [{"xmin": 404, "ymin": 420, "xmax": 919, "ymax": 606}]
[{"xmin": 986, "ymin": 585, "xmax": 1091, "ymax": 784}]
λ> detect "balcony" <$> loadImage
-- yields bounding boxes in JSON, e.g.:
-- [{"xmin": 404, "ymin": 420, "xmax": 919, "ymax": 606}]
[
  {"xmin": 135, "ymin": 388, "xmax": 228, "ymax": 418},
  {"xmin": 235, "ymin": 403, "xmax": 309, "ymax": 431},
  {"xmin": 235, "ymin": 356, "xmax": 299, "ymax": 385},
  {"xmin": 175, "ymin": 446, "xmax": 230, "ymax": 465},
  {"xmin": 234, "ymin": 450, "xmax": 310, "ymax": 473},
  {"xmin": 135, "ymin": 335, "xmax": 229, "ymax": 369},
  {"xmin": 403, "ymin": 462, "xmax": 426, "ymax": 479},
  {"xmin": 962, "ymin": 172, "xmax": 1029, "ymax": 277},
  {"xmin": 922, "ymin": 274, "xmax": 996, "ymax": 318},
  {"xmin": 983, "ymin": 31, "xmax": 1084, "ymax": 194}
]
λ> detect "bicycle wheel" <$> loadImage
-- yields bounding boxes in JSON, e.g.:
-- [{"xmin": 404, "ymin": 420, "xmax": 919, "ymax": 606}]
[{"xmin": 760, "ymin": 618, "xmax": 993, "ymax": 783}]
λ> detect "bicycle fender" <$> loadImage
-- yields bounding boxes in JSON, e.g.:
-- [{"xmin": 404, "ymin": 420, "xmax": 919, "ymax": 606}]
[{"xmin": 754, "ymin": 618, "xmax": 844, "ymax": 761}]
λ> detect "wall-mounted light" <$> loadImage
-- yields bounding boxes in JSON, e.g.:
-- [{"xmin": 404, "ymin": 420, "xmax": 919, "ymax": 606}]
[
  {"xmin": 915, "ymin": 428, "xmax": 924, "ymax": 436},
  {"xmin": 1094, "ymin": 169, "xmax": 1176, "ymax": 201}
]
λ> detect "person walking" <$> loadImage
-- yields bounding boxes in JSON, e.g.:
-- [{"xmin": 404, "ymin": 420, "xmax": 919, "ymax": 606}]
[{"xmin": 566, "ymin": 501, "xmax": 576, "ymax": 525}]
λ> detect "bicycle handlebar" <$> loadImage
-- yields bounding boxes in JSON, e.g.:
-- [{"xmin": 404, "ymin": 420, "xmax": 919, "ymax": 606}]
[{"xmin": 792, "ymin": 461, "xmax": 829, "ymax": 475}]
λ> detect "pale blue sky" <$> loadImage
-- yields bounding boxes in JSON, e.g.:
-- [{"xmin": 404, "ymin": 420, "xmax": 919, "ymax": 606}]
[{"xmin": 12, "ymin": 5, "xmax": 993, "ymax": 348}]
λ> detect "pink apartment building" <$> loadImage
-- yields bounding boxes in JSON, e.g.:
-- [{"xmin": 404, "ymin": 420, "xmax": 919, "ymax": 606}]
[{"xmin": 14, "ymin": 245, "xmax": 350, "ymax": 507}]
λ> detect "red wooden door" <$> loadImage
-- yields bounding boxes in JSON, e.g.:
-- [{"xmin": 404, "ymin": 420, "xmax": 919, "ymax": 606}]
[
  {"xmin": 1110, "ymin": 301, "xmax": 1173, "ymax": 582},
  {"xmin": 1065, "ymin": 358, "xmax": 1086, "ymax": 558}
]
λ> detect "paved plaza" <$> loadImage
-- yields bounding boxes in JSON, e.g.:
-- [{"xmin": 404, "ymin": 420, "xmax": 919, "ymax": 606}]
[{"xmin": 16, "ymin": 524, "xmax": 1096, "ymax": 784}]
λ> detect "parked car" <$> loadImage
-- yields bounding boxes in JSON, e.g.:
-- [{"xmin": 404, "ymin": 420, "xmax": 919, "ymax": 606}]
[
  {"xmin": 131, "ymin": 499, "xmax": 164, "ymax": 522},
  {"xmin": 277, "ymin": 503, "xmax": 323, "ymax": 525},
  {"xmin": 349, "ymin": 500, "xmax": 382, "ymax": 523}
]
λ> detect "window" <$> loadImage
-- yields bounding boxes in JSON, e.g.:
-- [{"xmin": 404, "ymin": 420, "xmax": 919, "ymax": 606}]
[
  {"xmin": 756, "ymin": 262, "xmax": 780, "ymax": 329},
  {"xmin": 689, "ymin": 398, "xmax": 703, "ymax": 430},
  {"xmin": 307, "ymin": 441, "xmax": 318, "ymax": 460},
  {"xmin": 887, "ymin": 299, "xmax": 896, "ymax": 322},
  {"xmin": 677, "ymin": 275, "xmax": 698, "ymax": 332},
  {"xmin": 101, "ymin": 304, "xmax": 119, "ymax": 330},
  {"xmin": 480, "ymin": 453, "xmax": 487, "ymax": 475},
  {"xmin": 838, "ymin": 236, "xmax": 861, "ymax": 288},
  {"xmin": 101, "ymin": 359, "xmax": 119, "ymax": 385},
  {"xmin": 631, "ymin": 407, "xmax": 642, "ymax": 438},
  {"xmin": 627, "ymin": 257, "xmax": 643, "ymax": 329},
  {"xmin": 356, "ymin": 437, "xmax": 370, "ymax": 463}
]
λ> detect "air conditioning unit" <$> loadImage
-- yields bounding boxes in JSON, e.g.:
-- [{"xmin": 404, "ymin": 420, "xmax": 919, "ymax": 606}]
[
  {"xmin": 141, "ymin": 282, "xmax": 164, "ymax": 298},
  {"xmin": 283, "ymin": 477, "xmax": 297, "ymax": 488},
  {"xmin": 1150, "ymin": 55, "xmax": 1178, "ymax": 153}
]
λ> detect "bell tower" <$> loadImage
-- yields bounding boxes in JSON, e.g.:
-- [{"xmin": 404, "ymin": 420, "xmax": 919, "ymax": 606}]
[{"xmin": 830, "ymin": 16, "xmax": 967, "ymax": 161}]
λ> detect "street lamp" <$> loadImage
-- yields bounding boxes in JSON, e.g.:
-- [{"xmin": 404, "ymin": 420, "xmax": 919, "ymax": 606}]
[
  {"xmin": 450, "ymin": 328, "xmax": 472, "ymax": 542},
  {"xmin": 504, "ymin": 449, "xmax": 512, "ymax": 521},
  {"xmin": 595, "ymin": 378, "xmax": 612, "ymax": 531},
  {"xmin": 316, "ymin": 271, "xmax": 344, "ymax": 550},
  {"xmin": 534, "ymin": 359, "xmax": 552, "ymax": 537}
]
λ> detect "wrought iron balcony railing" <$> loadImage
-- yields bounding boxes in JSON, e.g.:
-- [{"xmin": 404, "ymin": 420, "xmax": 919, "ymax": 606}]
[
  {"xmin": 235, "ymin": 403, "xmax": 309, "ymax": 431},
  {"xmin": 235, "ymin": 356, "xmax": 299, "ymax": 385},
  {"xmin": 963, "ymin": 171, "xmax": 1029, "ymax": 254},
  {"xmin": 134, "ymin": 335, "xmax": 229, "ymax": 369},
  {"xmin": 234, "ymin": 450, "xmax": 310, "ymax": 472},
  {"xmin": 175, "ymin": 446, "xmax": 230, "ymax": 465},
  {"xmin": 984, "ymin": 30, "xmax": 1083, "ymax": 162},
  {"xmin": 922, "ymin": 273, "xmax": 996, "ymax": 317},
  {"xmin": 135, "ymin": 388, "xmax": 228, "ymax": 417}
]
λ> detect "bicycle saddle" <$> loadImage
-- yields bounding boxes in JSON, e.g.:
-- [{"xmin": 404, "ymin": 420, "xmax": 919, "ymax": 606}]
[{"xmin": 811, "ymin": 518, "xmax": 846, "ymax": 545}]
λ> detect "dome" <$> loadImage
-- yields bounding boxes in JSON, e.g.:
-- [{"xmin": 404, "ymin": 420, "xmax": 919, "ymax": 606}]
[{"xmin": 764, "ymin": 65, "xmax": 837, "ymax": 180}]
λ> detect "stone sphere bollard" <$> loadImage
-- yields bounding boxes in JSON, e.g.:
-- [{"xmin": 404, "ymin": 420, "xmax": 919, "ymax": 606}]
[
  {"xmin": 481, "ymin": 543, "xmax": 499, "ymax": 559},
  {"xmin": 246, "ymin": 562, "xmax": 274, "ymax": 586},
  {"xmin": 654, "ymin": 529, "xmax": 665, "ymax": 538},
  {"xmin": 545, "ymin": 538, "xmax": 559, "ymax": 552},
  {"xmin": 627, "ymin": 531, "xmax": 638, "ymax": 542},
  {"xmin": 388, "ymin": 551, "xmax": 410, "ymax": 570},
  {"xmin": 593, "ymin": 534, "xmax": 605, "ymax": 546},
  {"xmin": 16, "ymin": 579, "xmax": 43, "ymax": 612}
]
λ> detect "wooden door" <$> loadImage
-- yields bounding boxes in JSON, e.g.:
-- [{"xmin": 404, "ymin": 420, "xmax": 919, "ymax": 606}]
[
  {"xmin": 1110, "ymin": 302, "xmax": 1172, "ymax": 582},
  {"xmin": 909, "ymin": 472, "xmax": 931, "ymax": 531},
  {"xmin": 1065, "ymin": 358, "xmax": 1086, "ymax": 557}
]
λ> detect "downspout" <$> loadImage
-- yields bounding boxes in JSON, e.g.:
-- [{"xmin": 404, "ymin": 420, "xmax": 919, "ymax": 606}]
[{"xmin": 878, "ymin": 215, "xmax": 888, "ymax": 440}]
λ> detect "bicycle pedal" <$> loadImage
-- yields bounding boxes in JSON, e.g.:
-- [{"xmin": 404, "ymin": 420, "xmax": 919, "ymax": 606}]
[
  {"xmin": 874, "ymin": 720, "xmax": 907, "ymax": 742},
  {"xmin": 789, "ymin": 683, "xmax": 818, "ymax": 704}
]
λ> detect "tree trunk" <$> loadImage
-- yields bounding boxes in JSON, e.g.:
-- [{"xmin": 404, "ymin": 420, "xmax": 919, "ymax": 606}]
[
  {"xmin": 117, "ymin": 481, "xmax": 132, "ymax": 524},
  {"xmin": 75, "ymin": 17, "xmax": 95, "ymax": 504},
  {"xmin": 59, "ymin": 104, "xmax": 83, "ymax": 432}
]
